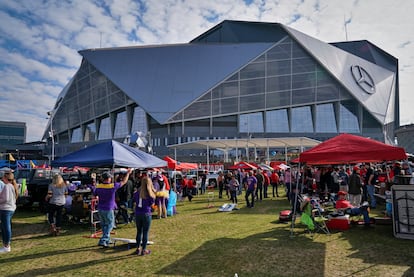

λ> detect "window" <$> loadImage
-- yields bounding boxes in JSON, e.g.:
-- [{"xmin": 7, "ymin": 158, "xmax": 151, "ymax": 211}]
[
  {"xmin": 339, "ymin": 102, "xmax": 360, "ymax": 133},
  {"xmin": 315, "ymin": 104, "xmax": 337, "ymax": 132},
  {"xmin": 114, "ymin": 111, "xmax": 129, "ymax": 138},
  {"xmin": 98, "ymin": 117, "xmax": 112, "ymax": 140},
  {"xmin": 266, "ymin": 109, "xmax": 289, "ymax": 132},
  {"xmin": 239, "ymin": 113, "xmax": 264, "ymax": 133},
  {"xmin": 291, "ymin": 106, "xmax": 313, "ymax": 133}
]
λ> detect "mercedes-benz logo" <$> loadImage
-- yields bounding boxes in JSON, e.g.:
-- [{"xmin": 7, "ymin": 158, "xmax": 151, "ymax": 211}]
[{"xmin": 350, "ymin": 65, "xmax": 376, "ymax": 94}]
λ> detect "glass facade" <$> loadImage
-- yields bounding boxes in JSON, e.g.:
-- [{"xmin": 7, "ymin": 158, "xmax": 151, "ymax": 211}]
[{"xmin": 46, "ymin": 24, "xmax": 391, "ymax": 159}]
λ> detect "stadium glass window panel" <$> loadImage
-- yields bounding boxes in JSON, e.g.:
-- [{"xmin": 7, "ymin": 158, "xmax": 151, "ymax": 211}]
[
  {"xmin": 68, "ymin": 110, "xmax": 80, "ymax": 127},
  {"xmin": 291, "ymin": 106, "xmax": 313, "ymax": 133},
  {"xmin": 90, "ymin": 70, "xmax": 106, "ymax": 87},
  {"xmin": 114, "ymin": 111, "xmax": 129, "ymax": 139},
  {"xmin": 292, "ymin": 72, "xmax": 315, "ymax": 90},
  {"xmin": 292, "ymin": 43, "xmax": 308, "ymax": 58},
  {"xmin": 317, "ymin": 85, "xmax": 340, "ymax": 101},
  {"xmin": 267, "ymin": 75, "xmax": 291, "ymax": 92},
  {"xmin": 292, "ymin": 57, "xmax": 316, "ymax": 74},
  {"xmin": 212, "ymin": 81, "xmax": 238, "ymax": 99},
  {"xmin": 94, "ymin": 98, "xmax": 108, "ymax": 117},
  {"xmin": 199, "ymin": 91, "xmax": 212, "ymax": 101},
  {"xmin": 77, "ymin": 76, "xmax": 90, "ymax": 94},
  {"xmin": 54, "ymin": 113, "xmax": 68, "ymax": 134},
  {"xmin": 252, "ymin": 54, "xmax": 266, "ymax": 63},
  {"xmin": 266, "ymin": 110, "xmax": 289, "ymax": 132},
  {"xmin": 79, "ymin": 104, "xmax": 93, "ymax": 122},
  {"xmin": 240, "ymin": 78, "xmax": 265, "ymax": 96},
  {"xmin": 107, "ymin": 81, "xmax": 121, "ymax": 94},
  {"xmin": 184, "ymin": 119, "xmax": 210, "ymax": 136},
  {"xmin": 240, "ymin": 94, "xmax": 265, "ymax": 112},
  {"xmin": 212, "ymin": 115, "xmax": 238, "ymax": 136},
  {"xmin": 226, "ymin": 72, "xmax": 239, "ymax": 81},
  {"xmin": 292, "ymin": 88, "xmax": 316, "ymax": 105},
  {"xmin": 266, "ymin": 91, "xmax": 291, "ymax": 108},
  {"xmin": 131, "ymin": 106, "xmax": 148, "ymax": 134},
  {"xmin": 362, "ymin": 110, "xmax": 382, "ymax": 134},
  {"xmin": 240, "ymin": 62, "xmax": 265, "ymax": 79},
  {"xmin": 84, "ymin": 122, "xmax": 96, "ymax": 142},
  {"xmin": 267, "ymin": 60, "xmax": 291, "ymax": 76},
  {"xmin": 184, "ymin": 100, "xmax": 211, "ymax": 119},
  {"xmin": 212, "ymin": 97, "xmax": 238, "ymax": 115},
  {"xmin": 65, "ymin": 85, "xmax": 77, "ymax": 99},
  {"xmin": 78, "ymin": 89, "xmax": 91, "ymax": 108},
  {"xmin": 339, "ymin": 103, "xmax": 360, "ymax": 133},
  {"xmin": 92, "ymin": 83, "xmax": 107, "ymax": 101},
  {"xmin": 315, "ymin": 104, "xmax": 337, "ymax": 133},
  {"xmin": 71, "ymin": 127, "xmax": 82, "ymax": 143},
  {"xmin": 266, "ymin": 42, "xmax": 292, "ymax": 61},
  {"xmin": 98, "ymin": 117, "xmax": 112, "ymax": 140},
  {"xmin": 109, "ymin": 90, "xmax": 126, "ymax": 110},
  {"xmin": 239, "ymin": 113, "xmax": 264, "ymax": 133},
  {"xmin": 171, "ymin": 112, "xmax": 183, "ymax": 122}
]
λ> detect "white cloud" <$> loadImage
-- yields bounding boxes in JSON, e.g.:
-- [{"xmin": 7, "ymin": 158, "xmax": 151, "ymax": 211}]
[{"xmin": 0, "ymin": 0, "xmax": 413, "ymax": 143}]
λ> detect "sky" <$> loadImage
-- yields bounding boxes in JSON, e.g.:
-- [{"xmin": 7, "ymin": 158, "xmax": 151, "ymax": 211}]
[{"xmin": 0, "ymin": 0, "xmax": 413, "ymax": 143}]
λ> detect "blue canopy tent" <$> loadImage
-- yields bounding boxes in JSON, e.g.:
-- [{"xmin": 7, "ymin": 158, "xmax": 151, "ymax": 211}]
[{"xmin": 51, "ymin": 140, "xmax": 167, "ymax": 168}]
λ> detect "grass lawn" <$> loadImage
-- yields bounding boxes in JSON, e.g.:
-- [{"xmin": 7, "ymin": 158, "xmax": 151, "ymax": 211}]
[{"xmin": 1, "ymin": 190, "xmax": 414, "ymax": 277}]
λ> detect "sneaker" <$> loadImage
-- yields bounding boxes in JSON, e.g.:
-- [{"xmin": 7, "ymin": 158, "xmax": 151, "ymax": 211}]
[
  {"xmin": 98, "ymin": 242, "xmax": 108, "ymax": 248},
  {"xmin": 0, "ymin": 246, "xmax": 11, "ymax": 253},
  {"xmin": 141, "ymin": 249, "xmax": 151, "ymax": 256}
]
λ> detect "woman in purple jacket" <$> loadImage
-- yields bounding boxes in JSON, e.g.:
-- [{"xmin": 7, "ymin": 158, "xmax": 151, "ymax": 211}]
[{"xmin": 133, "ymin": 176, "xmax": 156, "ymax": 256}]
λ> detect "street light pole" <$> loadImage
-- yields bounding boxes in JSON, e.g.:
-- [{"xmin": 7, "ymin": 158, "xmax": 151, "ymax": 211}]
[{"xmin": 47, "ymin": 111, "xmax": 55, "ymax": 161}]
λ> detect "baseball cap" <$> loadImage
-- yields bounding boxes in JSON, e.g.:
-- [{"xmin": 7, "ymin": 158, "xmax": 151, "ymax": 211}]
[{"xmin": 338, "ymin": 191, "xmax": 347, "ymax": 196}]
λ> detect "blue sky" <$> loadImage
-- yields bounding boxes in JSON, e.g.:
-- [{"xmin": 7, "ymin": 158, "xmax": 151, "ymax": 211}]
[{"xmin": 0, "ymin": 0, "xmax": 413, "ymax": 142}]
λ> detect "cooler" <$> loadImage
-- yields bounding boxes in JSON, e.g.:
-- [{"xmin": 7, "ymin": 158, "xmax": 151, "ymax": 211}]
[{"xmin": 326, "ymin": 214, "xmax": 350, "ymax": 231}]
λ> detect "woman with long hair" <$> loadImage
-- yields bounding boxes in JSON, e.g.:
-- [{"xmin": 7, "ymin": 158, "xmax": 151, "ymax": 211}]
[
  {"xmin": 0, "ymin": 171, "xmax": 19, "ymax": 253},
  {"xmin": 133, "ymin": 176, "xmax": 156, "ymax": 255},
  {"xmin": 45, "ymin": 174, "xmax": 68, "ymax": 235}
]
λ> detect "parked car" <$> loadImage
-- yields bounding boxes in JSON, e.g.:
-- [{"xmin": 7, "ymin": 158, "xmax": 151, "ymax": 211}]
[{"xmin": 16, "ymin": 168, "xmax": 60, "ymax": 211}]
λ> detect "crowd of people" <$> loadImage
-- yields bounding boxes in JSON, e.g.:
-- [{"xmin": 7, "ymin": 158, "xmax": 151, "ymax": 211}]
[{"xmin": 1, "ymin": 160, "xmax": 411, "ymax": 255}]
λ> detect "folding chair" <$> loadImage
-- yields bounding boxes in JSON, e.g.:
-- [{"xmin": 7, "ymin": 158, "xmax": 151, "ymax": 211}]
[{"xmin": 300, "ymin": 195, "xmax": 330, "ymax": 236}]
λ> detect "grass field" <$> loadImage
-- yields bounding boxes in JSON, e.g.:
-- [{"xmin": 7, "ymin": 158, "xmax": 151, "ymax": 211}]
[{"xmin": 1, "ymin": 190, "xmax": 414, "ymax": 277}]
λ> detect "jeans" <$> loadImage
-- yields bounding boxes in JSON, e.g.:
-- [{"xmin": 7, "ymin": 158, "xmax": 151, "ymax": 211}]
[
  {"xmin": 255, "ymin": 185, "xmax": 263, "ymax": 201},
  {"xmin": 347, "ymin": 207, "xmax": 370, "ymax": 224},
  {"xmin": 272, "ymin": 182, "xmax": 279, "ymax": 197},
  {"xmin": 245, "ymin": 189, "xmax": 255, "ymax": 207},
  {"xmin": 48, "ymin": 204, "xmax": 64, "ymax": 228},
  {"xmin": 0, "ymin": 210, "xmax": 15, "ymax": 246},
  {"xmin": 230, "ymin": 190, "xmax": 237, "ymax": 204},
  {"xmin": 136, "ymin": 214, "xmax": 152, "ymax": 250},
  {"xmin": 366, "ymin": 184, "xmax": 376, "ymax": 208},
  {"xmin": 98, "ymin": 210, "xmax": 114, "ymax": 246}
]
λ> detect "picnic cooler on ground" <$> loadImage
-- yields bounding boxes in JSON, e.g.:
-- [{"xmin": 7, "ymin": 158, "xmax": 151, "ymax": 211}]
[
  {"xmin": 326, "ymin": 214, "xmax": 350, "ymax": 230},
  {"xmin": 279, "ymin": 210, "xmax": 292, "ymax": 222}
]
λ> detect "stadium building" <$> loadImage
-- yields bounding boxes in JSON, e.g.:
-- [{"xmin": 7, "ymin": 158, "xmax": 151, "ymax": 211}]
[{"xmin": 43, "ymin": 20, "xmax": 400, "ymax": 161}]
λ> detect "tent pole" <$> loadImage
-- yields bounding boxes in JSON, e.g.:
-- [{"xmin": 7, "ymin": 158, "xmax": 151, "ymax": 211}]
[{"xmin": 290, "ymin": 162, "xmax": 301, "ymax": 238}]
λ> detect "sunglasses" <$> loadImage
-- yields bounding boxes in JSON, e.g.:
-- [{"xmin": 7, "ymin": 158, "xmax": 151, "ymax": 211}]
[{"xmin": 8, "ymin": 179, "xmax": 13, "ymax": 182}]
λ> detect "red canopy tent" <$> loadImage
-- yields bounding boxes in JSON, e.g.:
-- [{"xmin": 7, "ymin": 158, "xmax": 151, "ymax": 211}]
[
  {"xmin": 163, "ymin": 156, "xmax": 198, "ymax": 170},
  {"xmin": 228, "ymin": 161, "xmax": 258, "ymax": 170},
  {"xmin": 299, "ymin": 133, "xmax": 407, "ymax": 164}
]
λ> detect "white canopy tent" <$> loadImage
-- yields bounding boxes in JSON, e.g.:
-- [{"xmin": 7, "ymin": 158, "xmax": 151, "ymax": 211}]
[{"xmin": 167, "ymin": 137, "xmax": 320, "ymax": 166}]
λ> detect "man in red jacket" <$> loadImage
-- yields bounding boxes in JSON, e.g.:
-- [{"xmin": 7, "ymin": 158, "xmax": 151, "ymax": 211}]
[{"xmin": 270, "ymin": 170, "xmax": 280, "ymax": 197}]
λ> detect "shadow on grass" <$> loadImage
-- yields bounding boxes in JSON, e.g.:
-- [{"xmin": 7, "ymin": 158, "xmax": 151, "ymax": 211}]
[
  {"xmin": 341, "ymin": 224, "xmax": 414, "ymax": 276},
  {"xmin": 4, "ymin": 250, "xmax": 136, "ymax": 277},
  {"xmin": 157, "ymin": 227, "xmax": 326, "ymax": 277}
]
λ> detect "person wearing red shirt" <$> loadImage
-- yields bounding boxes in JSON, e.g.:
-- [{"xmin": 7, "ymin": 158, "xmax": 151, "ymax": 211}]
[
  {"xmin": 336, "ymin": 191, "xmax": 371, "ymax": 227},
  {"xmin": 270, "ymin": 170, "xmax": 280, "ymax": 197},
  {"xmin": 263, "ymin": 170, "xmax": 271, "ymax": 198}
]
